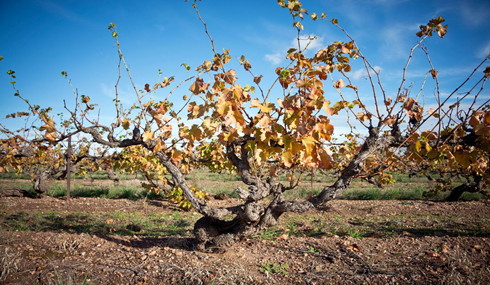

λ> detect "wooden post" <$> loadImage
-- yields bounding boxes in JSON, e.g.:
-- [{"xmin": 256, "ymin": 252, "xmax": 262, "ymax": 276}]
[{"xmin": 66, "ymin": 136, "xmax": 72, "ymax": 200}]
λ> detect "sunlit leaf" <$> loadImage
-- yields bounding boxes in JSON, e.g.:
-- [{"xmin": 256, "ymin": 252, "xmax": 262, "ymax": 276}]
[
  {"xmin": 81, "ymin": 95, "xmax": 90, "ymax": 104},
  {"xmin": 189, "ymin": 77, "xmax": 209, "ymax": 95},
  {"xmin": 122, "ymin": 119, "xmax": 130, "ymax": 130},
  {"xmin": 223, "ymin": 69, "xmax": 237, "ymax": 85},
  {"xmin": 415, "ymin": 140, "xmax": 422, "ymax": 152},
  {"xmin": 429, "ymin": 69, "xmax": 438, "ymax": 79},
  {"xmin": 142, "ymin": 131, "xmax": 154, "ymax": 142},
  {"xmin": 282, "ymin": 151, "xmax": 294, "ymax": 168},
  {"xmin": 334, "ymin": 79, "xmax": 345, "ymax": 89},
  {"xmin": 301, "ymin": 136, "xmax": 316, "ymax": 155}
]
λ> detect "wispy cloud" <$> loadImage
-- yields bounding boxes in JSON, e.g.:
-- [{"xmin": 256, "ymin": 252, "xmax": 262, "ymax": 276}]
[
  {"xmin": 352, "ymin": 66, "xmax": 383, "ymax": 80},
  {"xmin": 438, "ymin": 66, "xmax": 475, "ymax": 77},
  {"xmin": 292, "ymin": 35, "xmax": 324, "ymax": 53},
  {"xmin": 264, "ymin": 34, "xmax": 324, "ymax": 65},
  {"xmin": 264, "ymin": 53, "xmax": 283, "ymax": 65},
  {"xmin": 100, "ymin": 83, "xmax": 135, "ymax": 106},
  {"xmin": 380, "ymin": 24, "xmax": 419, "ymax": 59},
  {"xmin": 35, "ymin": 0, "xmax": 98, "ymax": 29},
  {"xmin": 477, "ymin": 41, "xmax": 490, "ymax": 59}
]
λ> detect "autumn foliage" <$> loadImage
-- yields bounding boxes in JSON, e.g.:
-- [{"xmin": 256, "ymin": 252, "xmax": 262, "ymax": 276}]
[{"xmin": 1, "ymin": 0, "xmax": 488, "ymax": 250}]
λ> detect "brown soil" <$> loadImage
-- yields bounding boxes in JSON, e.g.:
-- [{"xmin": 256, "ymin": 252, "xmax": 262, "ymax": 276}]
[{"xmin": 0, "ymin": 195, "xmax": 489, "ymax": 284}]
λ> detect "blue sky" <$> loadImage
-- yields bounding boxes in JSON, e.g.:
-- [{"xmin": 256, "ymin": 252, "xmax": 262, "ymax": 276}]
[{"xmin": 1, "ymin": 0, "xmax": 489, "ymax": 137}]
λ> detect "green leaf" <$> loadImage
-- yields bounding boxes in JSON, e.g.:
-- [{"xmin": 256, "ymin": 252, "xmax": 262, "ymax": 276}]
[
  {"xmin": 81, "ymin": 95, "xmax": 90, "ymax": 104},
  {"xmin": 280, "ymin": 69, "xmax": 290, "ymax": 79}
]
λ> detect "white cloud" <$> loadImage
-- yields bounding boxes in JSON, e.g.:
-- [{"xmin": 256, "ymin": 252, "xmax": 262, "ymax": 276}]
[
  {"xmin": 380, "ymin": 24, "xmax": 419, "ymax": 59},
  {"xmin": 477, "ymin": 41, "xmax": 490, "ymax": 59},
  {"xmin": 265, "ymin": 34, "xmax": 324, "ymax": 65},
  {"xmin": 438, "ymin": 66, "xmax": 475, "ymax": 77},
  {"xmin": 352, "ymin": 66, "xmax": 383, "ymax": 80},
  {"xmin": 291, "ymin": 35, "xmax": 325, "ymax": 53},
  {"xmin": 264, "ymin": 52, "xmax": 283, "ymax": 65},
  {"xmin": 100, "ymin": 83, "xmax": 134, "ymax": 106}
]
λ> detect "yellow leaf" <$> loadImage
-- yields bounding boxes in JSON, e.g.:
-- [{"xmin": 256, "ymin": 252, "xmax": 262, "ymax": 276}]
[
  {"xmin": 45, "ymin": 132, "xmax": 57, "ymax": 142},
  {"xmin": 254, "ymin": 148, "xmax": 267, "ymax": 165},
  {"xmin": 154, "ymin": 140, "xmax": 164, "ymax": 152},
  {"xmin": 356, "ymin": 112, "xmax": 372, "ymax": 122},
  {"xmin": 171, "ymin": 149, "xmax": 184, "ymax": 164},
  {"xmin": 425, "ymin": 142, "xmax": 432, "ymax": 152},
  {"xmin": 232, "ymin": 110, "xmax": 245, "ymax": 126},
  {"xmin": 301, "ymin": 136, "xmax": 316, "ymax": 154},
  {"xmin": 258, "ymin": 114, "xmax": 272, "ymax": 127},
  {"xmin": 122, "ymin": 119, "xmax": 130, "ymax": 130},
  {"xmin": 282, "ymin": 151, "xmax": 293, "ymax": 168},
  {"xmin": 217, "ymin": 101, "xmax": 229, "ymax": 116},
  {"xmin": 322, "ymin": 100, "xmax": 336, "ymax": 116},
  {"xmin": 415, "ymin": 140, "xmax": 421, "ymax": 152},
  {"xmin": 260, "ymin": 103, "xmax": 275, "ymax": 113},
  {"xmin": 251, "ymin": 99, "xmax": 274, "ymax": 113},
  {"xmin": 142, "ymin": 131, "xmax": 154, "ymax": 142},
  {"xmin": 221, "ymin": 129, "xmax": 239, "ymax": 142}
]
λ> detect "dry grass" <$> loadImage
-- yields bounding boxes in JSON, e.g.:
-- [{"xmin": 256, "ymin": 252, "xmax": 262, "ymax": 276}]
[
  {"xmin": 178, "ymin": 260, "xmax": 258, "ymax": 285},
  {"xmin": 442, "ymin": 245, "xmax": 490, "ymax": 285},
  {"xmin": 0, "ymin": 246, "xmax": 19, "ymax": 282}
]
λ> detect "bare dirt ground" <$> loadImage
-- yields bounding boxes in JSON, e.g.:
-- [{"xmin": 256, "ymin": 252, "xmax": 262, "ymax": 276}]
[{"xmin": 0, "ymin": 194, "xmax": 489, "ymax": 284}]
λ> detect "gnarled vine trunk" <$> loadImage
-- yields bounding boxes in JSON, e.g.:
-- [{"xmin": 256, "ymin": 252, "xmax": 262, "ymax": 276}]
[
  {"xmin": 186, "ymin": 127, "xmax": 405, "ymax": 251},
  {"xmin": 33, "ymin": 170, "xmax": 50, "ymax": 197},
  {"xmin": 445, "ymin": 175, "xmax": 484, "ymax": 201}
]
